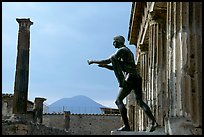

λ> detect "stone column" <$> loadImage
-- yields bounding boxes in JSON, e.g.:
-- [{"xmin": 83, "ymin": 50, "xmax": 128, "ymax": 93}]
[
  {"xmin": 149, "ymin": 9, "xmax": 166, "ymax": 126},
  {"xmin": 13, "ymin": 18, "xmax": 33, "ymax": 115},
  {"xmin": 33, "ymin": 97, "xmax": 46, "ymax": 124},
  {"xmin": 64, "ymin": 111, "xmax": 71, "ymax": 132},
  {"xmin": 187, "ymin": 2, "xmax": 202, "ymax": 128},
  {"xmin": 164, "ymin": 3, "xmax": 202, "ymax": 134},
  {"xmin": 139, "ymin": 43, "xmax": 149, "ymax": 130}
]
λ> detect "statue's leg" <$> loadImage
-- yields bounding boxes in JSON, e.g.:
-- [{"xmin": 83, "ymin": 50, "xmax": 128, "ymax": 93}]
[
  {"xmin": 110, "ymin": 56, "xmax": 125, "ymax": 87},
  {"xmin": 136, "ymin": 98, "xmax": 157, "ymax": 124},
  {"xmin": 137, "ymin": 98, "xmax": 158, "ymax": 132},
  {"xmin": 115, "ymin": 85, "xmax": 131, "ymax": 131},
  {"xmin": 134, "ymin": 75, "xmax": 158, "ymax": 131}
]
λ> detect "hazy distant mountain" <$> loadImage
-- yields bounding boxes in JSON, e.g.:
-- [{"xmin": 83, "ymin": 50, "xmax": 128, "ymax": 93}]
[{"xmin": 47, "ymin": 95, "xmax": 106, "ymax": 114}]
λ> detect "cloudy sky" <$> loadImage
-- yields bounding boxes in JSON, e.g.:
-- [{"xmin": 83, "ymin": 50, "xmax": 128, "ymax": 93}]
[{"xmin": 2, "ymin": 2, "xmax": 136, "ymax": 108}]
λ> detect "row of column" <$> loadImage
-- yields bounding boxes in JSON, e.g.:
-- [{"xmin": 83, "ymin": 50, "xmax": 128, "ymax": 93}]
[
  {"xmin": 132, "ymin": 9, "xmax": 167, "ymax": 130},
  {"xmin": 133, "ymin": 2, "xmax": 202, "ymax": 131}
]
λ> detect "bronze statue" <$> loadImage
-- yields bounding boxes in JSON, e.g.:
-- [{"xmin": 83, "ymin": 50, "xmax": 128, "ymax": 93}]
[{"xmin": 88, "ymin": 35, "xmax": 158, "ymax": 131}]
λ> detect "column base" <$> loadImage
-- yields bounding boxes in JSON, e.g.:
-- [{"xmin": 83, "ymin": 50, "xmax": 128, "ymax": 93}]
[{"xmin": 164, "ymin": 116, "xmax": 201, "ymax": 135}]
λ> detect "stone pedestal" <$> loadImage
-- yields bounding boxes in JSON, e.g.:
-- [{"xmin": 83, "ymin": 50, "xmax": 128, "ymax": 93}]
[{"xmin": 111, "ymin": 127, "xmax": 166, "ymax": 135}]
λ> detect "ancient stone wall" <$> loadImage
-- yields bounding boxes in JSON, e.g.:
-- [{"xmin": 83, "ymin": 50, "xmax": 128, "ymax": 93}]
[
  {"xmin": 2, "ymin": 94, "xmax": 122, "ymax": 135},
  {"xmin": 43, "ymin": 113, "xmax": 123, "ymax": 135}
]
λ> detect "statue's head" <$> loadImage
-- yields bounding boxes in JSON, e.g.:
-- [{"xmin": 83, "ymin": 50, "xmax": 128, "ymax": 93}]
[{"xmin": 113, "ymin": 35, "xmax": 125, "ymax": 48}]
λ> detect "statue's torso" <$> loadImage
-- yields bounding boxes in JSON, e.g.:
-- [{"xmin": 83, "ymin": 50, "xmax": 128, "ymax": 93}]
[{"xmin": 116, "ymin": 47, "xmax": 139, "ymax": 76}]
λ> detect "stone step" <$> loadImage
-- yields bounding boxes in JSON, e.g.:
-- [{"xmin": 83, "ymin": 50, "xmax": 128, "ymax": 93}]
[{"xmin": 111, "ymin": 127, "xmax": 167, "ymax": 135}]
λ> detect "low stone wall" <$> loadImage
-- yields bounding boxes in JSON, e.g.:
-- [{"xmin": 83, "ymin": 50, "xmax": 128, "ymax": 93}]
[
  {"xmin": 2, "ymin": 120, "xmax": 70, "ymax": 135},
  {"xmin": 43, "ymin": 113, "xmax": 123, "ymax": 135}
]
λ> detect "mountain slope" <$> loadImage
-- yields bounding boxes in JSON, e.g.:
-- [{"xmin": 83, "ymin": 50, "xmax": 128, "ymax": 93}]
[{"xmin": 47, "ymin": 95, "xmax": 106, "ymax": 114}]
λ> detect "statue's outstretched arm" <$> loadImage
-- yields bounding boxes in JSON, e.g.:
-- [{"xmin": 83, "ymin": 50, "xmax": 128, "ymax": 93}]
[
  {"xmin": 98, "ymin": 64, "xmax": 113, "ymax": 71},
  {"xmin": 87, "ymin": 58, "xmax": 111, "ymax": 65}
]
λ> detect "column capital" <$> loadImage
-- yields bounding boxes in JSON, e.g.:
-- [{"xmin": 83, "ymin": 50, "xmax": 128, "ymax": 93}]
[
  {"xmin": 149, "ymin": 9, "xmax": 166, "ymax": 26},
  {"xmin": 16, "ymin": 18, "xmax": 33, "ymax": 30}
]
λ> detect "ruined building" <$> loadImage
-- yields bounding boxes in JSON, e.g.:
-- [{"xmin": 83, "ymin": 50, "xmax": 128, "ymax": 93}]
[
  {"xmin": 2, "ymin": 93, "xmax": 34, "ymax": 120},
  {"xmin": 127, "ymin": 2, "xmax": 202, "ymax": 135}
]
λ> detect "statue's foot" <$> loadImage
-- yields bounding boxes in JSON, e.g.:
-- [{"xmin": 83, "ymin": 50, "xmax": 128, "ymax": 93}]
[
  {"xmin": 148, "ymin": 122, "xmax": 159, "ymax": 132},
  {"xmin": 117, "ymin": 125, "xmax": 130, "ymax": 131}
]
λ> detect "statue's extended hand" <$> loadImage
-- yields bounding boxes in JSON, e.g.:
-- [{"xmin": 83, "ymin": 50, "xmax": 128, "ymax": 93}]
[{"xmin": 87, "ymin": 60, "xmax": 93, "ymax": 65}]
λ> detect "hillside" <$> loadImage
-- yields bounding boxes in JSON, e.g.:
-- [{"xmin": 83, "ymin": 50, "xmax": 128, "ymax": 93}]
[{"xmin": 47, "ymin": 95, "xmax": 106, "ymax": 114}]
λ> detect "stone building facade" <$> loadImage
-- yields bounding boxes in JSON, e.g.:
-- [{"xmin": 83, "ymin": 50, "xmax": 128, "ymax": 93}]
[{"xmin": 127, "ymin": 2, "xmax": 202, "ymax": 135}]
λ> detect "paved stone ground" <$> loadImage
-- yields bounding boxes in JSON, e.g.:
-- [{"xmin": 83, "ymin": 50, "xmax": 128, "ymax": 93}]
[{"xmin": 111, "ymin": 127, "xmax": 167, "ymax": 135}]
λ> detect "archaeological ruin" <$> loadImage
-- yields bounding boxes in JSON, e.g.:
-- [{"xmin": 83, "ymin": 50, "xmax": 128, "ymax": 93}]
[{"xmin": 2, "ymin": 2, "xmax": 202, "ymax": 135}]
